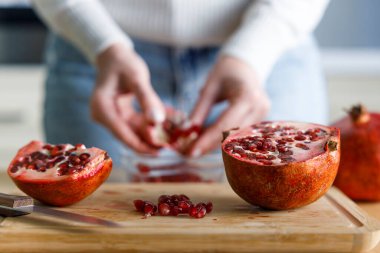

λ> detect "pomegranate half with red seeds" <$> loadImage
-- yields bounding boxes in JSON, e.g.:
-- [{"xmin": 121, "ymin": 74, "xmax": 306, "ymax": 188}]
[
  {"xmin": 144, "ymin": 107, "xmax": 201, "ymax": 153},
  {"xmin": 7, "ymin": 141, "xmax": 112, "ymax": 206},
  {"xmin": 222, "ymin": 121, "xmax": 340, "ymax": 210},
  {"xmin": 333, "ymin": 104, "xmax": 380, "ymax": 201}
]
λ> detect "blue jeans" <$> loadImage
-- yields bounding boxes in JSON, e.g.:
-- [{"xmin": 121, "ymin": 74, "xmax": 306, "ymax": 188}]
[{"xmin": 43, "ymin": 34, "xmax": 328, "ymax": 166}]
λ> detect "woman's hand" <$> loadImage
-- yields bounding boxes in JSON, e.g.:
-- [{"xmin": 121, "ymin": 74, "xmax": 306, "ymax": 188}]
[
  {"xmin": 188, "ymin": 55, "xmax": 271, "ymax": 156},
  {"xmin": 90, "ymin": 43, "xmax": 165, "ymax": 154}
]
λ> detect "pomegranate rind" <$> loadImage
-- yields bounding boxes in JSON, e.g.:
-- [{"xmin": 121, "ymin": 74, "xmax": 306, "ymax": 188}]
[
  {"xmin": 222, "ymin": 122, "xmax": 340, "ymax": 210},
  {"xmin": 333, "ymin": 111, "xmax": 380, "ymax": 201},
  {"xmin": 7, "ymin": 141, "xmax": 112, "ymax": 207}
]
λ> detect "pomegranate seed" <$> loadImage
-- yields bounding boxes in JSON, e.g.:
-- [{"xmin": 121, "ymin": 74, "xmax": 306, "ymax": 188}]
[
  {"xmin": 50, "ymin": 147, "xmax": 62, "ymax": 157},
  {"xmin": 69, "ymin": 155, "xmax": 81, "ymax": 165},
  {"xmin": 196, "ymin": 206, "xmax": 207, "ymax": 218},
  {"xmin": 59, "ymin": 162, "xmax": 69, "ymax": 170},
  {"xmin": 295, "ymin": 143, "xmax": 310, "ymax": 150},
  {"xmin": 56, "ymin": 155, "xmax": 66, "ymax": 161},
  {"xmin": 158, "ymin": 195, "xmax": 171, "ymax": 204},
  {"xmin": 158, "ymin": 203, "xmax": 171, "ymax": 216},
  {"xmin": 188, "ymin": 206, "xmax": 198, "ymax": 217},
  {"xmin": 75, "ymin": 143, "xmax": 85, "ymax": 149},
  {"xmin": 277, "ymin": 139, "xmax": 287, "ymax": 145},
  {"xmin": 39, "ymin": 166, "xmax": 47, "ymax": 172},
  {"xmin": 282, "ymin": 150, "xmax": 293, "ymax": 155},
  {"xmin": 57, "ymin": 167, "xmax": 69, "ymax": 176},
  {"xmin": 248, "ymin": 144, "xmax": 257, "ymax": 151},
  {"xmin": 178, "ymin": 200, "xmax": 192, "ymax": 213},
  {"xmin": 205, "ymin": 202, "xmax": 213, "ymax": 213},
  {"xmin": 79, "ymin": 153, "xmax": 90, "ymax": 161},
  {"xmin": 255, "ymin": 154, "xmax": 266, "ymax": 159},
  {"xmin": 294, "ymin": 135, "xmax": 306, "ymax": 141},
  {"xmin": 133, "ymin": 200, "xmax": 145, "ymax": 212},
  {"xmin": 310, "ymin": 135, "xmax": 320, "ymax": 141},
  {"xmin": 10, "ymin": 166, "xmax": 19, "ymax": 173},
  {"xmin": 144, "ymin": 204, "xmax": 156, "ymax": 217},
  {"xmin": 179, "ymin": 194, "xmax": 190, "ymax": 201},
  {"xmin": 42, "ymin": 144, "xmax": 53, "ymax": 150},
  {"xmin": 27, "ymin": 164, "xmax": 37, "ymax": 170},
  {"xmin": 30, "ymin": 152, "xmax": 42, "ymax": 160},
  {"xmin": 257, "ymin": 159, "xmax": 273, "ymax": 165},
  {"xmin": 170, "ymin": 206, "xmax": 180, "ymax": 216},
  {"xmin": 277, "ymin": 145, "xmax": 288, "ymax": 153},
  {"xmin": 284, "ymin": 137, "xmax": 294, "ymax": 142},
  {"xmin": 280, "ymin": 156, "xmax": 296, "ymax": 163}
]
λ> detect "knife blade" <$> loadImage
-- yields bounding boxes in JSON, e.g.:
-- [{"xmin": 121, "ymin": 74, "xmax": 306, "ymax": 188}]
[{"xmin": 0, "ymin": 193, "xmax": 121, "ymax": 227}]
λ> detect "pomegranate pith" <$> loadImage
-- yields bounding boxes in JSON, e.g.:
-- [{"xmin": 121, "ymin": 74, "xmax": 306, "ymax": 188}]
[
  {"xmin": 333, "ymin": 104, "xmax": 380, "ymax": 201},
  {"xmin": 7, "ymin": 141, "xmax": 112, "ymax": 206},
  {"xmin": 222, "ymin": 121, "xmax": 340, "ymax": 210}
]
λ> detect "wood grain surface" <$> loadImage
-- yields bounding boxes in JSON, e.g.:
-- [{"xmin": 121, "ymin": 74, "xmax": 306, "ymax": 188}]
[{"xmin": 0, "ymin": 172, "xmax": 380, "ymax": 253}]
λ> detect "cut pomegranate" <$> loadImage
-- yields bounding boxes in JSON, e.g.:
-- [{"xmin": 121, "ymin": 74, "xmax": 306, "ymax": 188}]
[
  {"xmin": 7, "ymin": 141, "xmax": 112, "ymax": 206},
  {"xmin": 333, "ymin": 104, "xmax": 380, "ymax": 201},
  {"xmin": 134, "ymin": 194, "xmax": 212, "ymax": 218},
  {"xmin": 222, "ymin": 121, "xmax": 340, "ymax": 210},
  {"xmin": 143, "ymin": 107, "xmax": 201, "ymax": 153}
]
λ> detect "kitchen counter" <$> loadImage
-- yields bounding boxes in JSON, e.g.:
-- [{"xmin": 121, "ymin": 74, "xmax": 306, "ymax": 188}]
[{"xmin": 0, "ymin": 172, "xmax": 380, "ymax": 253}]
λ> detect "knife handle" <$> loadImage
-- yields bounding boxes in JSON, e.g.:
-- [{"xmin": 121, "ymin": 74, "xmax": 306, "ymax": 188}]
[{"xmin": 0, "ymin": 193, "xmax": 33, "ymax": 208}]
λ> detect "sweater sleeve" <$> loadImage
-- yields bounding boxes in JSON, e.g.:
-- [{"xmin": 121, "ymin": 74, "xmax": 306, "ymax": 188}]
[
  {"xmin": 221, "ymin": 0, "xmax": 329, "ymax": 85},
  {"xmin": 32, "ymin": 0, "xmax": 133, "ymax": 64}
]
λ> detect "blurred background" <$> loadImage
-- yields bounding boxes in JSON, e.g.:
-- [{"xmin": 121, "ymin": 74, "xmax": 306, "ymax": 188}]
[{"xmin": 0, "ymin": 0, "xmax": 379, "ymax": 168}]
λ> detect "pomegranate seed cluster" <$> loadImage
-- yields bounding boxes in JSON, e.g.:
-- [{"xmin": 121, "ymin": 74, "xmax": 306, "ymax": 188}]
[
  {"xmin": 10, "ymin": 143, "xmax": 91, "ymax": 176},
  {"xmin": 224, "ymin": 122, "xmax": 328, "ymax": 165},
  {"xmin": 133, "ymin": 194, "xmax": 213, "ymax": 218}
]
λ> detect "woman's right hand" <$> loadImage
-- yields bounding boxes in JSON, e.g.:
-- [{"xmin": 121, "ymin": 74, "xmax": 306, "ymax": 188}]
[{"xmin": 90, "ymin": 43, "xmax": 165, "ymax": 154}]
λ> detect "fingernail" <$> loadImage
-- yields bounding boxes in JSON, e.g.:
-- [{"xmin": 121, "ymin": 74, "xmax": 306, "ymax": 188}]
[
  {"xmin": 191, "ymin": 148, "xmax": 202, "ymax": 158},
  {"xmin": 149, "ymin": 108, "xmax": 165, "ymax": 123}
]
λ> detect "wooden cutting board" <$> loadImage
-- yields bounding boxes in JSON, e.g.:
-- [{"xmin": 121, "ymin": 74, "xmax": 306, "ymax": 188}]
[{"xmin": 0, "ymin": 183, "xmax": 379, "ymax": 253}]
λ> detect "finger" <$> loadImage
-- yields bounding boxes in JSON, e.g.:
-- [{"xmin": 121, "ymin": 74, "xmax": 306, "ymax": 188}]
[
  {"xmin": 188, "ymin": 101, "xmax": 252, "ymax": 157},
  {"xmin": 189, "ymin": 80, "xmax": 218, "ymax": 126},
  {"xmin": 91, "ymin": 90, "xmax": 157, "ymax": 154},
  {"xmin": 133, "ymin": 81, "xmax": 166, "ymax": 124}
]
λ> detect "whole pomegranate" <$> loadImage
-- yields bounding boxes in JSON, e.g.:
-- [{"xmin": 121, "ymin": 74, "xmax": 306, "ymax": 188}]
[
  {"xmin": 222, "ymin": 121, "xmax": 340, "ymax": 210},
  {"xmin": 144, "ymin": 107, "xmax": 201, "ymax": 153},
  {"xmin": 333, "ymin": 104, "xmax": 380, "ymax": 201},
  {"xmin": 7, "ymin": 141, "xmax": 112, "ymax": 206}
]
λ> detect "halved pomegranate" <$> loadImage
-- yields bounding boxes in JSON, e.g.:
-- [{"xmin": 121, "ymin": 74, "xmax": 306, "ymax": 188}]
[
  {"xmin": 222, "ymin": 121, "xmax": 340, "ymax": 210},
  {"xmin": 144, "ymin": 107, "xmax": 201, "ymax": 153},
  {"xmin": 7, "ymin": 141, "xmax": 112, "ymax": 206}
]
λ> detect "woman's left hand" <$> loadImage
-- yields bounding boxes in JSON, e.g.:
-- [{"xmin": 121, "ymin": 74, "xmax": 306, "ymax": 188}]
[{"xmin": 188, "ymin": 55, "xmax": 271, "ymax": 157}]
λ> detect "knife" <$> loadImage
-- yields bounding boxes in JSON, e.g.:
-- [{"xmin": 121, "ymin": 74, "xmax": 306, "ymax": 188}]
[{"xmin": 0, "ymin": 193, "xmax": 121, "ymax": 227}]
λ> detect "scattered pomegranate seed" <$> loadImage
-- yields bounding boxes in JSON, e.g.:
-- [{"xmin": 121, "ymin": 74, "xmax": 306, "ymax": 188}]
[
  {"xmin": 133, "ymin": 199, "xmax": 145, "ymax": 212},
  {"xmin": 170, "ymin": 206, "xmax": 180, "ymax": 216},
  {"xmin": 144, "ymin": 204, "xmax": 156, "ymax": 217},
  {"xmin": 133, "ymin": 194, "xmax": 212, "ymax": 219},
  {"xmin": 205, "ymin": 202, "xmax": 213, "ymax": 213},
  {"xmin": 158, "ymin": 203, "xmax": 171, "ymax": 216}
]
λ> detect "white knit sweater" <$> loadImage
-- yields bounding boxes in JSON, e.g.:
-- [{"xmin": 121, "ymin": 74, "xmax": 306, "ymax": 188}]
[{"xmin": 32, "ymin": 0, "xmax": 329, "ymax": 83}]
